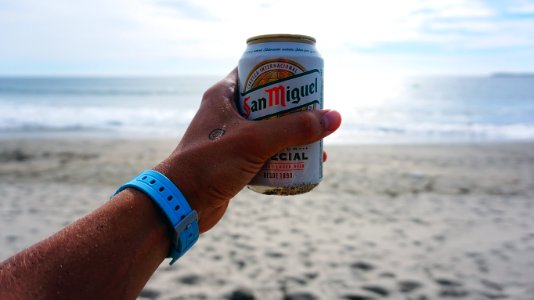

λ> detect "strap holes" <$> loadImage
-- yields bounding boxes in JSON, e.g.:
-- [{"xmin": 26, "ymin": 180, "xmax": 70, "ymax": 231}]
[
  {"xmin": 149, "ymin": 179, "xmax": 156, "ymax": 184},
  {"xmin": 180, "ymin": 215, "xmax": 185, "ymax": 220},
  {"xmin": 142, "ymin": 176, "xmax": 147, "ymax": 180},
  {"xmin": 174, "ymin": 205, "xmax": 180, "ymax": 211},
  {"xmin": 159, "ymin": 187, "xmax": 165, "ymax": 192},
  {"xmin": 167, "ymin": 195, "xmax": 173, "ymax": 201}
]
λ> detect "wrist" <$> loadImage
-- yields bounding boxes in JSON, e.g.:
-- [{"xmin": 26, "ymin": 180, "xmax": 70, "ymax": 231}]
[
  {"xmin": 114, "ymin": 169, "xmax": 199, "ymax": 264},
  {"xmin": 153, "ymin": 157, "xmax": 201, "ymax": 211},
  {"xmin": 116, "ymin": 188, "xmax": 172, "ymax": 259},
  {"xmin": 152, "ymin": 155, "xmax": 212, "ymax": 233}
]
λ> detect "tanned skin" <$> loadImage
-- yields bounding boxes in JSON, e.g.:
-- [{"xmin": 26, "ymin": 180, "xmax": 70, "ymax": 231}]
[{"xmin": 0, "ymin": 68, "xmax": 342, "ymax": 300}]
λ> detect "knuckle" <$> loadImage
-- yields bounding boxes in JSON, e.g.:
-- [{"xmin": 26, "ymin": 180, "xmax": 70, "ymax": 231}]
[
  {"xmin": 201, "ymin": 85, "xmax": 217, "ymax": 103},
  {"xmin": 201, "ymin": 80, "xmax": 237, "ymax": 105}
]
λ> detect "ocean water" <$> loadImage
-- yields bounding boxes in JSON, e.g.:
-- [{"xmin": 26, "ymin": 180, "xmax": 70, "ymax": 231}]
[
  {"xmin": 0, "ymin": 75, "xmax": 533, "ymax": 143},
  {"xmin": 327, "ymin": 74, "xmax": 534, "ymax": 143},
  {"xmin": 0, "ymin": 76, "xmax": 219, "ymax": 139}
]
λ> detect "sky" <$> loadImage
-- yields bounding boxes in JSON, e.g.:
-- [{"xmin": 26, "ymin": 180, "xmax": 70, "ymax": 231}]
[{"xmin": 0, "ymin": 0, "xmax": 534, "ymax": 76}]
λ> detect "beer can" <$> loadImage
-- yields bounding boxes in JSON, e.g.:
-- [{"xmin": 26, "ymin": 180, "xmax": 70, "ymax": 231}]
[{"xmin": 237, "ymin": 34, "xmax": 324, "ymax": 195}]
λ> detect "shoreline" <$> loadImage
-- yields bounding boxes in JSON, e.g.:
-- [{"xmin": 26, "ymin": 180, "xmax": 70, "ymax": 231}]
[{"xmin": 1, "ymin": 132, "xmax": 533, "ymax": 146}]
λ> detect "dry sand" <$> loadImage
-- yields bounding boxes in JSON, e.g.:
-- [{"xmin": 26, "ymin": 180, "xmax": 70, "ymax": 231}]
[{"xmin": 1, "ymin": 139, "xmax": 534, "ymax": 299}]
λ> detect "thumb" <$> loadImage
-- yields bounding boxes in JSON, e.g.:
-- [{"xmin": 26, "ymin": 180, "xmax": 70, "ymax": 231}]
[{"xmin": 253, "ymin": 109, "xmax": 341, "ymax": 151}]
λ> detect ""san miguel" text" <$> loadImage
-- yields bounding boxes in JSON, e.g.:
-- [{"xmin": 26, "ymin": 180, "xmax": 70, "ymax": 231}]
[{"xmin": 243, "ymin": 77, "xmax": 318, "ymax": 117}]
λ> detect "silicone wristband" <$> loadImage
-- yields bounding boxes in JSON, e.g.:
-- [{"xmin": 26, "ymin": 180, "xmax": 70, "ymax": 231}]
[{"xmin": 113, "ymin": 170, "xmax": 199, "ymax": 265}]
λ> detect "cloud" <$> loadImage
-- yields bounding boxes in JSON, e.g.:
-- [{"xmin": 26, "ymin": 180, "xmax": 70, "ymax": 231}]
[
  {"xmin": 0, "ymin": 0, "xmax": 533, "ymax": 75},
  {"xmin": 368, "ymin": 0, "xmax": 534, "ymax": 52},
  {"xmin": 156, "ymin": 0, "xmax": 220, "ymax": 21},
  {"xmin": 508, "ymin": 0, "xmax": 534, "ymax": 13}
]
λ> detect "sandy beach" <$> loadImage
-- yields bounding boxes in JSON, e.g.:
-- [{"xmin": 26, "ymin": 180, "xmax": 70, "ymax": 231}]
[{"xmin": 1, "ymin": 139, "xmax": 534, "ymax": 299}]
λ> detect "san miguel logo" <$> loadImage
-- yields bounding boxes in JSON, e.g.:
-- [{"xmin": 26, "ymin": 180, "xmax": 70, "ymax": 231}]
[{"xmin": 240, "ymin": 59, "xmax": 321, "ymax": 120}]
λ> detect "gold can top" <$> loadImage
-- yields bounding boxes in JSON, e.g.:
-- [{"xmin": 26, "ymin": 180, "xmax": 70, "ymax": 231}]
[{"xmin": 246, "ymin": 34, "xmax": 316, "ymax": 45}]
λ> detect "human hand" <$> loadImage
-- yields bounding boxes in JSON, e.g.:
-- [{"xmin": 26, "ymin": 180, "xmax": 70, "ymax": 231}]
[{"xmin": 155, "ymin": 68, "xmax": 341, "ymax": 233}]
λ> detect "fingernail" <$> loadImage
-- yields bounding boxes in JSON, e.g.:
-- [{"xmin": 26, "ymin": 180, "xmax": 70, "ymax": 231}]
[{"xmin": 321, "ymin": 110, "xmax": 341, "ymax": 132}]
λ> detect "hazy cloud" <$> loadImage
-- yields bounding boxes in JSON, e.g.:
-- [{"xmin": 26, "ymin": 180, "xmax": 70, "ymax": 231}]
[
  {"xmin": 508, "ymin": 0, "xmax": 534, "ymax": 13},
  {"xmin": 0, "ymin": 0, "xmax": 533, "ymax": 75}
]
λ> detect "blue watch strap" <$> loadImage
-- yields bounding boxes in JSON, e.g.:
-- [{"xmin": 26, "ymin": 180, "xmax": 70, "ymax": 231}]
[{"xmin": 113, "ymin": 170, "xmax": 199, "ymax": 265}]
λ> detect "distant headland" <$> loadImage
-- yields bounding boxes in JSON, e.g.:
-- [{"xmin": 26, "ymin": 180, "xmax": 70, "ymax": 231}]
[{"xmin": 491, "ymin": 72, "xmax": 534, "ymax": 77}]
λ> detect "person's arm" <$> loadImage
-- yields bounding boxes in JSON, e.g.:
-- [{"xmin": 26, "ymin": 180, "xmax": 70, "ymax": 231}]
[
  {"xmin": 0, "ymin": 68, "xmax": 341, "ymax": 299},
  {"xmin": 0, "ymin": 189, "xmax": 170, "ymax": 299}
]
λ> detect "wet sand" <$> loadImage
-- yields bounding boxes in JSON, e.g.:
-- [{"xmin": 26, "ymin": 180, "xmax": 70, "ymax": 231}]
[{"xmin": 1, "ymin": 139, "xmax": 534, "ymax": 299}]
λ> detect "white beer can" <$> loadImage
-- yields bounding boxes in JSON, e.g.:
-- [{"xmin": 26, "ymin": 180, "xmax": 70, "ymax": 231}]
[{"xmin": 237, "ymin": 34, "xmax": 324, "ymax": 195}]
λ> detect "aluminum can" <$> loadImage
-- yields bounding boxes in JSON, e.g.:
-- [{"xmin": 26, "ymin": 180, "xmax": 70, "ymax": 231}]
[{"xmin": 237, "ymin": 34, "xmax": 324, "ymax": 195}]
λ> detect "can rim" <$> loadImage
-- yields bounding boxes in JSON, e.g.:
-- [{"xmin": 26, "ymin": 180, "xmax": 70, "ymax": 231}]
[{"xmin": 246, "ymin": 34, "xmax": 316, "ymax": 45}]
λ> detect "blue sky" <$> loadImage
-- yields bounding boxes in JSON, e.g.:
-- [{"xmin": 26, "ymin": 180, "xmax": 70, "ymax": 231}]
[{"xmin": 1, "ymin": 0, "xmax": 533, "ymax": 76}]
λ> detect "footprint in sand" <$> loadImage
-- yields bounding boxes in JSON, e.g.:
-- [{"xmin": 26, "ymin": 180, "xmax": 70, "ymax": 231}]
[
  {"xmin": 435, "ymin": 278, "xmax": 469, "ymax": 298},
  {"xmin": 176, "ymin": 274, "xmax": 202, "ymax": 285},
  {"xmin": 398, "ymin": 280, "xmax": 422, "ymax": 293},
  {"xmin": 283, "ymin": 292, "xmax": 319, "ymax": 300},
  {"xmin": 435, "ymin": 278, "xmax": 462, "ymax": 287},
  {"xmin": 361, "ymin": 285, "xmax": 389, "ymax": 297},
  {"xmin": 341, "ymin": 294, "xmax": 375, "ymax": 300},
  {"xmin": 138, "ymin": 288, "xmax": 161, "ymax": 299},
  {"xmin": 226, "ymin": 287, "xmax": 256, "ymax": 300},
  {"xmin": 265, "ymin": 251, "xmax": 285, "ymax": 258},
  {"xmin": 350, "ymin": 261, "xmax": 375, "ymax": 272},
  {"xmin": 480, "ymin": 279, "xmax": 504, "ymax": 292},
  {"xmin": 303, "ymin": 272, "xmax": 318, "ymax": 280}
]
